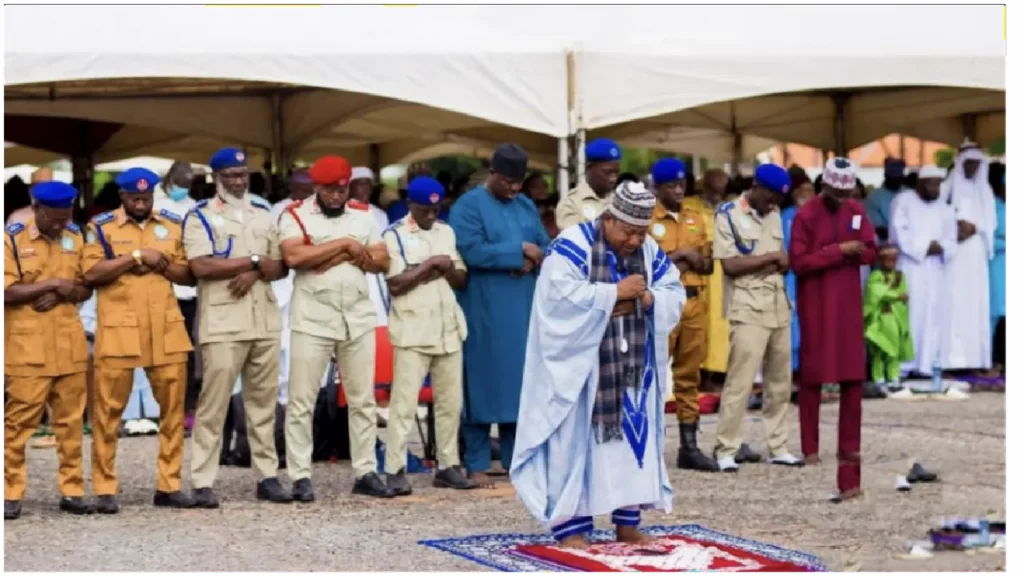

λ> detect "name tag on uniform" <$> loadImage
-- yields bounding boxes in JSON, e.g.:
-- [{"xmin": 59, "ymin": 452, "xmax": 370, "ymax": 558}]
[{"xmin": 851, "ymin": 215, "xmax": 862, "ymax": 230}]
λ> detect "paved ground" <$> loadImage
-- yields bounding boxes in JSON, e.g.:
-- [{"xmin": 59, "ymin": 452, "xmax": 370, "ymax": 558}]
[{"xmin": 4, "ymin": 394, "xmax": 1005, "ymax": 571}]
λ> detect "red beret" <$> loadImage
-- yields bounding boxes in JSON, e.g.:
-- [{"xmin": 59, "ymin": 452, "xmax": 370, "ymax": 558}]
[{"xmin": 309, "ymin": 156, "xmax": 352, "ymax": 186}]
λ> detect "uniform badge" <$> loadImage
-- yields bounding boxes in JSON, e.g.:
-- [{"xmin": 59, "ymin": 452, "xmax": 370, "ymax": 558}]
[
  {"xmin": 583, "ymin": 206, "xmax": 596, "ymax": 219},
  {"xmin": 86, "ymin": 231, "xmax": 97, "ymax": 244},
  {"xmin": 652, "ymin": 223, "xmax": 666, "ymax": 238},
  {"xmin": 137, "ymin": 179, "xmax": 149, "ymax": 192},
  {"xmin": 154, "ymin": 224, "xmax": 169, "ymax": 240},
  {"xmin": 61, "ymin": 236, "xmax": 75, "ymax": 252},
  {"xmin": 235, "ymin": 151, "xmax": 245, "ymax": 162},
  {"xmin": 685, "ymin": 218, "xmax": 695, "ymax": 225}
]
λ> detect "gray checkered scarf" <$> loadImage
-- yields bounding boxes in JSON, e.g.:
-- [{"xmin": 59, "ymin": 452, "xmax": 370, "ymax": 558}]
[{"xmin": 590, "ymin": 219, "xmax": 648, "ymax": 444}]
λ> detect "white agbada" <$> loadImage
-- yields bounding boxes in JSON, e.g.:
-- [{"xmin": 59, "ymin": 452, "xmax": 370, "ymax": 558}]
[
  {"xmin": 939, "ymin": 149, "xmax": 995, "ymax": 370},
  {"xmin": 511, "ymin": 222, "xmax": 685, "ymax": 530},
  {"xmin": 889, "ymin": 185, "xmax": 958, "ymax": 375}
]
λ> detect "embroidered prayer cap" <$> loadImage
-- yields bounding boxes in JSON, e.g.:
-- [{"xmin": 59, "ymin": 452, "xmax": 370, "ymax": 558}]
[
  {"xmin": 114, "ymin": 167, "xmax": 160, "ymax": 194},
  {"xmin": 351, "ymin": 166, "xmax": 375, "ymax": 183},
  {"xmin": 609, "ymin": 181, "xmax": 657, "ymax": 226},
  {"xmin": 30, "ymin": 181, "xmax": 78, "ymax": 209},
  {"xmin": 958, "ymin": 139, "xmax": 986, "ymax": 162},
  {"xmin": 407, "ymin": 176, "xmax": 445, "ymax": 206},
  {"xmin": 31, "ymin": 167, "xmax": 53, "ymax": 184},
  {"xmin": 754, "ymin": 163, "xmax": 791, "ymax": 195},
  {"xmin": 918, "ymin": 165, "xmax": 946, "ymax": 180},
  {"xmin": 650, "ymin": 157, "xmax": 687, "ymax": 186},
  {"xmin": 821, "ymin": 157, "xmax": 857, "ymax": 191},
  {"xmin": 585, "ymin": 138, "xmax": 621, "ymax": 164},
  {"xmin": 883, "ymin": 157, "xmax": 906, "ymax": 178},
  {"xmin": 490, "ymin": 143, "xmax": 529, "ymax": 181},
  {"xmin": 309, "ymin": 155, "xmax": 352, "ymax": 186},
  {"xmin": 209, "ymin": 147, "xmax": 247, "ymax": 172}
]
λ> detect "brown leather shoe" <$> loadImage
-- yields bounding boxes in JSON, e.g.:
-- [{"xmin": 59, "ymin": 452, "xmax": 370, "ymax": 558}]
[{"xmin": 804, "ymin": 455, "xmax": 821, "ymax": 466}]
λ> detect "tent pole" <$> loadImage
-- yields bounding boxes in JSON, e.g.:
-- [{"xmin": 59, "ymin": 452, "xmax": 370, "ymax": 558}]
[
  {"xmin": 832, "ymin": 93, "xmax": 850, "ymax": 157},
  {"xmin": 575, "ymin": 129, "xmax": 586, "ymax": 188},
  {"xmin": 898, "ymin": 134, "xmax": 906, "ymax": 160},
  {"xmin": 730, "ymin": 132, "xmax": 742, "ymax": 178},
  {"xmin": 72, "ymin": 154, "xmax": 94, "ymax": 208},
  {"xmin": 961, "ymin": 113, "xmax": 978, "ymax": 142},
  {"xmin": 369, "ymin": 143, "xmax": 382, "ymax": 180},
  {"xmin": 271, "ymin": 92, "xmax": 285, "ymax": 175},
  {"xmin": 557, "ymin": 137, "xmax": 570, "ymax": 198}
]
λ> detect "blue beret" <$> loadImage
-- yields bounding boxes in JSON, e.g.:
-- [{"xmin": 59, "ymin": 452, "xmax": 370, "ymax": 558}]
[
  {"xmin": 754, "ymin": 164, "xmax": 791, "ymax": 195},
  {"xmin": 209, "ymin": 147, "xmax": 247, "ymax": 172},
  {"xmin": 585, "ymin": 138, "xmax": 621, "ymax": 163},
  {"xmin": 407, "ymin": 176, "xmax": 445, "ymax": 206},
  {"xmin": 114, "ymin": 167, "xmax": 160, "ymax": 194},
  {"xmin": 31, "ymin": 181, "xmax": 78, "ymax": 209},
  {"xmin": 650, "ymin": 158, "xmax": 687, "ymax": 186}
]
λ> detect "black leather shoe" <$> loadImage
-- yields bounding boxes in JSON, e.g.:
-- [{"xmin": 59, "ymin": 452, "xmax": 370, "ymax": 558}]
[
  {"xmin": 153, "ymin": 491, "xmax": 195, "ymax": 508},
  {"xmin": 192, "ymin": 487, "xmax": 219, "ymax": 509},
  {"xmin": 677, "ymin": 423, "xmax": 719, "ymax": 472},
  {"xmin": 353, "ymin": 472, "xmax": 396, "ymax": 498},
  {"xmin": 256, "ymin": 478, "xmax": 292, "ymax": 503},
  {"xmin": 59, "ymin": 496, "xmax": 94, "ymax": 515},
  {"xmin": 4, "ymin": 500, "xmax": 22, "ymax": 520},
  {"xmin": 292, "ymin": 478, "xmax": 315, "ymax": 503},
  {"xmin": 433, "ymin": 467, "xmax": 476, "ymax": 490},
  {"xmin": 94, "ymin": 495, "xmax": 119, "ymax": 515},
  {"xmin": 387, "ymin": 470, "xmax": 413, "ymax": 496},
  {"xmin": 907, "ymin": 463, "xmax": 939, "ymax": 483},
  {"xmin": 735, "ymin": 443, "xmax": 762, "ymax": 464}
]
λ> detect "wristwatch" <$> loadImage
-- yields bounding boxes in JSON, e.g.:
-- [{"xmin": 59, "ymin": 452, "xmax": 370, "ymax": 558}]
[
  {"xmin": 131, "ymin": 249, "xmax": 143, "ymax": 266},
  {"xmin": 250, "ymin": 254, "xmax": 261, "ymax": 271}
]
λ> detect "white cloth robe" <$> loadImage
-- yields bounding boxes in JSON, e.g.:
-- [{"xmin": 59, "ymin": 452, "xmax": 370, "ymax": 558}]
[
  {"xmin": 938, "ymin": 176, "xmax": 996, "ymax": 370},
  {"xmin": 510, "ymin": 223, "xmax": 685, "ymax": 530},
  {"xmin": 889, "ymin": 192, "xmax": 958, "ymax": 375}
]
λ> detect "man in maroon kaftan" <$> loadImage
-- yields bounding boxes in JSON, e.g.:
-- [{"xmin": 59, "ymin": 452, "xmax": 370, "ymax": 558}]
[{"xmin": 789, "ymin": 157, "xmax": 878, "ymax": 501}]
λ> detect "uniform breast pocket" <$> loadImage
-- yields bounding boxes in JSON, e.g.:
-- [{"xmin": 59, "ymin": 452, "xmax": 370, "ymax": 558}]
[
  {"xmin": 163, "ymin": 307, "xmax": 194, "ymax": 354},
  {"xmin": 297, "ymin": 284, "xmax": 341, "ymax": 325},
  {"xmin": 206, "ymin": 289, "xmax": 245, "ymax": 335}
]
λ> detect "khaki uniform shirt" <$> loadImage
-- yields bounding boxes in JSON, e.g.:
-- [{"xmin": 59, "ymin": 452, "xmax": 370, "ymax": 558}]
[
  {"xmin": 713, "ymin": 195, "xmax": 790, "ymax": 328},
  {"xmin": 83, "ymin": 207, "xmax": 193, "ymax": 369},
  {"xmin": 277, "ymin": 197, "xmax": 381, "ymax": 342},
  {"xmin": 384, "ymin": 214, "xmax": 468, "ymax": 355},
  {"xmin": 183, "ymin": 192, "xmax": 282, "ymax": 344},
  {"xmin": 555, "ymin": 181, "xmax": 612, "ymax": 230},
  {"xmin": 4, "ymin": 217, "xmax": 90, "ymax": 377},
  {"xmin": 649, "ymin": 201, "xmax": 709, "ymax": 288}
]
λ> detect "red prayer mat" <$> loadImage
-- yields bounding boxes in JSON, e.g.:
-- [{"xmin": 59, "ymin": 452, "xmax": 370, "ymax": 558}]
[
  {"xmin": 419, "ymin": 525, "xmax": 825, "ymax": 572},
  {"xmin": 512, "ymin": 535, "xmax": 815, "ymax": 572}
]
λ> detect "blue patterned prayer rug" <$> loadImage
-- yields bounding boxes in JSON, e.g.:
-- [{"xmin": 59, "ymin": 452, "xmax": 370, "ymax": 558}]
[{"xmin": 420, "ymin": 524, "xmax": 826, "ymax": 572}]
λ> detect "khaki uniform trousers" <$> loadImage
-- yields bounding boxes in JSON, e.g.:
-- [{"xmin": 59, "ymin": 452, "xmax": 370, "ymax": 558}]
[
  {"xmin": 191, "ymin": 339, "xmax": 280, "ymax": 488},
  {"xmin": 714, "ymin": 322, "xmax": 792, "ymax": 459},
  {"xmin": 384, "ymin": 348, "xmax": 463, "ymax": 474},
  {"xmin": 93, "ymin": 363, "xmax": 186, "ymax": 495},
  {"xmin": 4, "ymin": 373, "xmax": 87, "ymax": 500},
  {"xmin": 668, "ymin": 292, "xmax": 707, "ymax": 424},
  {"xmin": 286, "ymin": 330, "xmax": 376, "ymax": 480}
]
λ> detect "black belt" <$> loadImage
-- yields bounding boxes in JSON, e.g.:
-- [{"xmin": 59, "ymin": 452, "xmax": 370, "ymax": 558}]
[{"xmin": 685, "ymin": 286, "xmax": 699, "ymax": 299}]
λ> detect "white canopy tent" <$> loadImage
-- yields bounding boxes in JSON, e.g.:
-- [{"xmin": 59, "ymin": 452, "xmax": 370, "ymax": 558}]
[
  {"xmin": 4, "ymin": 4, "xmax": 570, "ymax": 185},
  {"xmin": 568, "ymin": 4, "xmax": 1004, "ymax": 159}
]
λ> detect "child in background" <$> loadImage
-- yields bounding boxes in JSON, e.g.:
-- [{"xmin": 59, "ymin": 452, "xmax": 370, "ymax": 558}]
[{"xmin": 863, "ymin": 244, "xmax": 915, "ymax": 391}]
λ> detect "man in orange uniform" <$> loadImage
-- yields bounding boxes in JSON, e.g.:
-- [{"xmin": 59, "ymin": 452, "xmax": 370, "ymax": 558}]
[
  {"xmin": 4, "ymin": 182, "xmax": 94, "ymax": 520},
  {"xmin": 82, "ymin": 168, "xmax": 196, "ymax": 513},
  {"xmin": 647, "ymin": 159, "xmax": 718, "ymax": 471}
]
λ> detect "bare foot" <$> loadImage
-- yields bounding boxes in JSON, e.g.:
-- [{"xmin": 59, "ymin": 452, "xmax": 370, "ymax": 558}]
[
  {"xmin": 616, "ymin": 525, "xmax": 651, "ymax": 544},
  {"xmin": 838, "ymin": 488, "xmax": 863, "ymax": 501},
  {"xmin": 468, "ymin": 472, "xmax": 496, "ymax": 489},
  {"xmin": 557, "ymin": 534, "xmax": 590, "ymax": 549}
]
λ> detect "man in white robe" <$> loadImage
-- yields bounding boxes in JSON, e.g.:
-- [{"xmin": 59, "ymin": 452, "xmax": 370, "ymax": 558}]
[
  {"xmin": 939, "ymin": 141, "xmax": 996, "ymax": 371},
  {"xmin": 889, "ymin": 166, "xmax": 958, "ymax": 375},
  {"xmin": 511, "ymin": 182, "xmax": 686, "ymax": 547}
]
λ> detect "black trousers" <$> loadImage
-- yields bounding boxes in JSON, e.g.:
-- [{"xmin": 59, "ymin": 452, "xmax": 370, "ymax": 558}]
[
  {"xmin": 177, "ymin": 298, "xmax": 200, "ymax": 413},
  {"xmin": 993, "ymin": 317, "xmax": 1006, "ymax": 367}
]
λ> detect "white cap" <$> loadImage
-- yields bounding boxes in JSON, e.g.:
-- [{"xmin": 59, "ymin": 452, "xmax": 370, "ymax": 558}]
[
  {"xmin": 351, "ymin": 167, "xmax": 375, "ymax": 183},
  {"xmin": 918, "ymin": 165, "xmax": 946, "ymax": 180}
]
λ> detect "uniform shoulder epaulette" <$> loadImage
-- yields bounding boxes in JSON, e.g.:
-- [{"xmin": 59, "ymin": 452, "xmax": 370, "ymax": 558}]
[
  {"xmin": 716, "ymin": 202, "xmax": 735, "ymax": 214},
  {"xmin": 249, "ymin": 196, "xmax": 271, "ymax": 211},
  {"xmin": 65, "ymin": 222, "xmax": 81, "ymax": 234},
  {"xmin": 158, "ymin": 209, "xmax": 183, "ymax": 224},
  {"xmin": 5, "ymin": 222, "xmax": 25, "ymax": 236},
  {"xmin": 194, "ymin": 199, "xmax": 210, "ymax": 210},
  {"xmin": 92, "ymin": 211, "xmax": 115, "ymax": 226}
]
